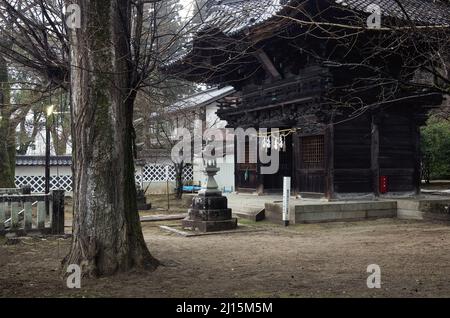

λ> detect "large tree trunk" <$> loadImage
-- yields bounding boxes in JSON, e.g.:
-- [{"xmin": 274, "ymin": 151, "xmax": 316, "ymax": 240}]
[
  {"xmin": 63, "ymin": 0, "xmax": 158, "ymax": 276},
  {"xmin": 0, "ymin": 55, "xmax": 15, "ymax": 188}
]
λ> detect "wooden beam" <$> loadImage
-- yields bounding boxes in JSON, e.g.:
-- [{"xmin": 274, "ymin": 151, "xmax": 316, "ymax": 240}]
[
  {"xmin": 371, "ymin": 115, "xmax": 380, "ymax": 197},
  {"xmin": 256, "ymin": 140, "xmax": 264, "ymax": 195},
  {"xmin": 254, "ymin": 49, "xmax": 282, "ymax": 80},
  {"xmin": 0, "ymin": 202, "xmax": 5, "ymax": 233},
  {"xmin": 37, "ymin": 202, "xmax": 46, "ymax": 230},
  {"xmin": 0, "ymin": 194, "xmax": 49, "ymax": 203},
  {"xmin": 24, "ymin": 202, "xmax": 32, "ymax": 231},
  {"xmin": 51, "ymin": 190, "xmax": 65, "ymax": 235},
  {"xmin": 292, "ymin": 131, "xmax": 300, "ymax": 195},
  {"xmin": 11, "ymin": 203, "xmax": 19, "ymax": 230},
  {"xmin": 412, "ymin": 121, "xmax": 421, "ymax": 195},
  {"xmin": 325, "ymin": 124, "xmax": 335, "ymax": 200}
]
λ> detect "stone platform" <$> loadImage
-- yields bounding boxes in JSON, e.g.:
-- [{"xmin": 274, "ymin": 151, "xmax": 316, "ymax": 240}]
[
  {"xmin": 182, "ymin": 218, "xmax": 238, "ymax": 232},
  {"xmin": 397, "ymin": 197, "xmax": 450, "ymax": 221},
  {"xmin": 265, "ymin": 200, "xmax": 397, "ymax": 224}
]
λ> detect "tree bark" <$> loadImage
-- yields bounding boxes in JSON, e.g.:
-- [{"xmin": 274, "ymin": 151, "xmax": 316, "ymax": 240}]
[
  {"xmin": 63, "ymin": 0, "xmax": 158, "ymax": 277},
  {"xmin": 0, "ymin": 55, "xmax": 15, "ymax": 188}
]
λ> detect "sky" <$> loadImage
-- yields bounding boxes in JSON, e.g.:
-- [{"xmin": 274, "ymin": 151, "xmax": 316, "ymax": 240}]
[{"xmin": 179, "ymin": 0, "xmax": 196, "ymax": 20}]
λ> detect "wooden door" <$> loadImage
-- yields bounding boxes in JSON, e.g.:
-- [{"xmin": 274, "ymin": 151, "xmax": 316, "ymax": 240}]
[
  {"xmin": 235, "ymin": 138, "xmax": 258, "ymax": 190},
  {"xmin": 293, "ymin": 134, "xmax": 326, "ymax": 193}
]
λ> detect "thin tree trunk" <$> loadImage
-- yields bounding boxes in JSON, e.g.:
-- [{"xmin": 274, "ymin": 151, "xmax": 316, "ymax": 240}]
[
  {"xmin": 50, "ymin": 123, "xmax": 68, "ymax": 155},
  {"xmin": 63, "ymin": 0, "xmax": 158, "ymax": 277},
  {"xmin": 174, "ymin": 162, "xmax": 184, "ymax": 199},
  {"xmin": 0, "ymin": 55, "xmax": 15, "ymax": 188}
]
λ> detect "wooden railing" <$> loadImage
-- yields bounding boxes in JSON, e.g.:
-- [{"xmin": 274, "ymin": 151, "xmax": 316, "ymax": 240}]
[
  {"xmin": 0, "ymin": 187, "xmax": 28, "ymax": 195},
  {"xmin": 0, "ymin": 190, "xmax": 65, "ymax": 236},
  {"xmin": 218, "ymin": 73, "xmax": 330, "ymax": 113}
]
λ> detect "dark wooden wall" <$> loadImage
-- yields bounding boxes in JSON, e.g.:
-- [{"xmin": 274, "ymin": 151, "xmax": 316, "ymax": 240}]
[
  {"xmin": 379, "ymin": 110, "xmax": 417, "ymax": 193},
  {"xmin": 332, "ymin": 108, "xmax": 419, "ymax": 195},
  {"xmin": 333, "ymin": 114, "xmax": 372, "ymax": 193}
]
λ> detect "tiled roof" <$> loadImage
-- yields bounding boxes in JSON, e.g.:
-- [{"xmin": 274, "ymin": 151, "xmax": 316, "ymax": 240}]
[
  {"xmin": 202, "ymin": 0, "xmax": 285, "ymax": 36},
  {"xmin": 169, "ymin": 86, "xmax": 235, "ymax": 112},
  {"xmin": 166, "ymin": 0, "xmax": 450, "ymax": 67},
  {"xmin": 15, "ymin": 155, "xmax": 72, "ymax": 166},
  {"xmin": 203, "ymin": 0, "xmax": 450, "ymax": 31},
  {"xmin": 335, "ymin": 0, "xmax": 450, "ymax": 26}
]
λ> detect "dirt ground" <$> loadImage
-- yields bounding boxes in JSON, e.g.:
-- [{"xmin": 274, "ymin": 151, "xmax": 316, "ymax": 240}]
[{"xmin": 1, "ymin": 216, "xmax": 450, "ymax": 298}]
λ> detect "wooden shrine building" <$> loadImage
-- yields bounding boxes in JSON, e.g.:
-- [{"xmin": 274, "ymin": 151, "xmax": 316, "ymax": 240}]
[{"xmin": 166, "ymin": 0, "xmax": 449, "ymax": 199}]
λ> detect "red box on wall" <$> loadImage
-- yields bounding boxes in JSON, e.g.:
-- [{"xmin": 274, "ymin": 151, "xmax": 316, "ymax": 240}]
[{"xmin": 380, "ymin": 176, "xmax": 388, "ymax": 194}]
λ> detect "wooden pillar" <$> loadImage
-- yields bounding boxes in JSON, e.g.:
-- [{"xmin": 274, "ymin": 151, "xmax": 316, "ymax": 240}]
[
  {"xmin": 371, "ymin": 115, "xmax": 380, "ymax": 197},
  {"xmin": 11, "ymin": 202, "xmax": 19, "ymax": 230},
  {"xmin": 292, "ymin": 131, "xmax": 299, "ymax": 195},
  {"xmin": 37, "ymin": 201, "xmax": 46, "ymax": 230},
  {"xmin": 412, "ymin": 122, "xmax": 421, "ymax": 195},
  {"xmin": 325, "ymin": 124, "xmax": 335, "ymax": 200},
  {"xmin": 24, "ymin": 202, "xmax": 32, "ymax": 231},
  {"xmin": 256, "ymin": 144, "xmax": 264, "ymax": 195},
  {"xmin": 51, "ymin": 190, "xmax": 65, "ymax": 235},
  {"xmin": 0, "ymin": 202, "xmax": 5, "ymax": 234}
]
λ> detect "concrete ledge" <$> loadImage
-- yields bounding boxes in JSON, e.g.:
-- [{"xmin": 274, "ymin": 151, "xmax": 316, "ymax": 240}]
[
  {"xmin": 397, "ymin": 209, "xmax": 424, "ymax": 220},
  {"xmin": 265, "ymin": 203, "xmax": 295, "ymax": 225},
  {"xmin": 266, "ymin": 201, "xmax": 397, "ymax": 224},
  {"xmin": 397, "ymin": 198, "xmax": 450, "ymax": 220},
  {"xmin": 233, "ymin": 209, "xmax": 265, "ymax": 222}
]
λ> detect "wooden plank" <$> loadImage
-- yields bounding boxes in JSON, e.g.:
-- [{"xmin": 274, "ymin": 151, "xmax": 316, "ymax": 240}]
[
  {"xmin": 140, "ymin": 214, "xmax": 187, "ymax": 222},
  {"xmin": 254, "ymin": 49, "xmax": 282, "ymax": 80},
  {"xmin": 11, "ymin": 202, "xmax": 20, "ymax": 229},
  {"xmin": 37, "ymin": 202, "xmax": 46, "ymax": 229},
  {"xmin": 0, "ymin": 202, "xmax": 5, "ymax": 233},
  {"xmin": 371, "ymin": 115, "xmax": 380, "ymax": 196},
  {"xmin": 292, "ymin": 131, "xmax": 300, "ymax": 194},
  {"xmin": 51, "ymin": 190, "xmax": 65, "ymax": 235},
  {"xmin": 48, "ymin": 196, "xmax": 53, "ymax": 226},
  {"xmin": 412, "ymin": 122, "xmax": 421, "ymax": 195},
  {"xmin": 0, "ymin": 194, "xmax": 49, "ymax": 203},
  {"xmin": 325, "ymin": 124, "xmax": 335, "ymax": 200},
  {"xmin": 24, "ymin": 202, "xmax": 32, "ymax": 231}
]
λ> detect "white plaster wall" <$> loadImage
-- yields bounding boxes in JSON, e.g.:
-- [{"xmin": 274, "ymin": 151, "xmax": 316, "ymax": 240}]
[
  {"xmin": 192, "ymin": 102, "xmax": 235, "ymax": 191},
  {"xmin": 15, "ymin": 166, "xmax": 72, "ymax": 177},
  {"xmin": 193, "ymin": 155, "xmax": 235, "ymax": 192}
]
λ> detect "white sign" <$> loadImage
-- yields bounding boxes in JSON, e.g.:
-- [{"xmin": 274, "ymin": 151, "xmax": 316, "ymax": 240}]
[
  {"xmin": 66, "ymin": 264, "xmax": 81, "ymax": 289},
  {"xmin": 367, "ymin": 264, "xmax": 381, "ymax": 289},
  {"xmin": 365, "ymin": 4, "xmax": 382, "ymax": 29},
  {"xmin": 282, "ymin": 176, "xmax": 291, "ymax": 226}
]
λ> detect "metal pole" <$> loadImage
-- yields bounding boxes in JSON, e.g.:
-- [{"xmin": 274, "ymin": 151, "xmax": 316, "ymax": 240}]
[
  {"xmin": 166, "ymin": 179, "xmax": 170, "ymax": 211},
  {"xmin": 45, "ymin": 115, "xmax": 51, "ymax": 215}
]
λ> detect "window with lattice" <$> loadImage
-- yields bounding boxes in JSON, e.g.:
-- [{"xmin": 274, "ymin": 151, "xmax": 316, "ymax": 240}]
[{"xmin": 301, "ymin": 135, "xmax": 324, "ymax": 165}]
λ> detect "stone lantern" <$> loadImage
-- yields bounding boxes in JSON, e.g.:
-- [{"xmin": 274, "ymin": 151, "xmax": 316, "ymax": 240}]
[{"xmin": 182, "ymin": 146, "xmax": 237, "ymax": 232}]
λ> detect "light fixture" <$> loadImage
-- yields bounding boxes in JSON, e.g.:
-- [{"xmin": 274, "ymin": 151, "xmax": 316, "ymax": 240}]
[{"xmin": 46, "ymin": 105, "xmax": 55, "ymax": 117}]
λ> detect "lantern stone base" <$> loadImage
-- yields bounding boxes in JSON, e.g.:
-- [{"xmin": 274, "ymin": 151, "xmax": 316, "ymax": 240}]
[
  {"xmin": 182, "ymin": 193, "xmax": 237, "ymax": 232},
  {"xmin": 182, "ymin": 218, "xmax": 238, "ymax": 232}
]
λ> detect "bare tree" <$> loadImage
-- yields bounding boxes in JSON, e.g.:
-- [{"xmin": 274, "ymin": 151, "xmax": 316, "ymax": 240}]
[{"xmin": 0, "ymin": 0, "xmax": 211, "ymax": 276}]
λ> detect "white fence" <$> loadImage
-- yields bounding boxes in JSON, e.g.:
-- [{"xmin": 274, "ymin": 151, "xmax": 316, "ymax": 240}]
[
  {"xmin": 142, "ymin": 165, "xmax": 193, "ymax": 183},
  {"xmin": 15, "ymin": 175, "xmax": 73, "ymax": 193},
  {"xmin": 15, "ymin": 164, "xmax": 194, "ymax": 193}
]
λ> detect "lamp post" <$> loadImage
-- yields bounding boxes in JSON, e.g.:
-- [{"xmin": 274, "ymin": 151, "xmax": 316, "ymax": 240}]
[{"xmin": 45, "ymin": 105, "xmax": 55, "ymax": 215}]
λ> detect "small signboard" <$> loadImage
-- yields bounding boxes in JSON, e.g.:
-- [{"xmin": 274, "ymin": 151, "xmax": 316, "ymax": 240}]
[{"xmin": 283, "ymin": 176, "xmax": 291, "ymax": 226}]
